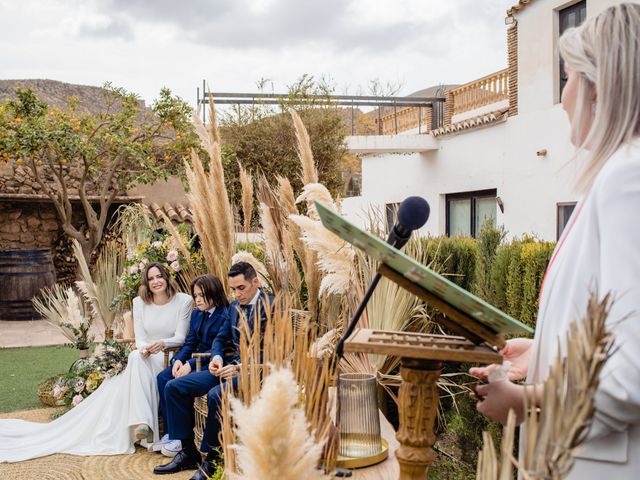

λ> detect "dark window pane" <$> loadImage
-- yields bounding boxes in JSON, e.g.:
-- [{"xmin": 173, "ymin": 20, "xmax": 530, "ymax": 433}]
[
  {"xmin": 559, "ymin": 1, "xmax": 587, "ymax": 97},
  {"xmin": 557, "ymin": 203, "xmax": 577, "ymax": 239}
]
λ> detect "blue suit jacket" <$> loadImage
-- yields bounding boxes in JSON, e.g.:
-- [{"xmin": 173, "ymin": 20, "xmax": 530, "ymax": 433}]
[
  {"xmin": 172, "ymin": 306, "xmax": 232, "ymax": 369},
  {"xmin": 210, "ymin": 291, "xmax": 274, "ymax": 364}
]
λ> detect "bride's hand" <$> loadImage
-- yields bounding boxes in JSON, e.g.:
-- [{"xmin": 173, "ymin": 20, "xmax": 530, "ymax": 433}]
[
  {"xmin": 145, "ymin": 341, "xmax": 166, "ymax": 355},
  {"xmin": 470, "ymin": 338, "xmax": 533, "ymax": 381}
]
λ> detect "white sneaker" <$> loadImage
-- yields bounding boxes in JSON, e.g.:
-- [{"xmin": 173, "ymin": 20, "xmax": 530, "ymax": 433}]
[
  {"xmin": 160, "ymin": 439, "xmax": 182, "ymax": 458},
  {"xmin": 151, "ymin": 433, "xmax": 171, "ymax": 452}
]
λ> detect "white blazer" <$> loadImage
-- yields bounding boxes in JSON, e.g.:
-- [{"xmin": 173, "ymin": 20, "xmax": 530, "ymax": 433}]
[{"xmin": 527, "ymin": 141, "xmax": 640, "ymax": 478}]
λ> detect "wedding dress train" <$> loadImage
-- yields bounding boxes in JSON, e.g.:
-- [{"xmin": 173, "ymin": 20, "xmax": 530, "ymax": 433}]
[{"xmin": 0, "ymin": 292, "xmax": 192, "ymax": 462}]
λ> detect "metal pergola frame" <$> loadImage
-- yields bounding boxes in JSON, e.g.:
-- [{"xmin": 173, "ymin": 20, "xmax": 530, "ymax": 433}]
[{"xmin": 196, "ymin": 83, "xmax": 446, "ymax": 134}]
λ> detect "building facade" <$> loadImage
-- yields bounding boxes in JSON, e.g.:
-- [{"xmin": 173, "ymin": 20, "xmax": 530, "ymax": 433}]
[{"xmin": 341, "ymin": 0, "xmax": 634, "ymax": 241}]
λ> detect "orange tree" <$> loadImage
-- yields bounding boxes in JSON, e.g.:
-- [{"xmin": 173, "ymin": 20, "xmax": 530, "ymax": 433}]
[{"xmin": 0, "ymin": 85, "xmax": 198, "ymax": 263}]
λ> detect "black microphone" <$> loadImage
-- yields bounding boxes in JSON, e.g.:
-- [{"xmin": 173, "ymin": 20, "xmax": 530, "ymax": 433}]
[{"xmin": 335, "ymin": 196, "xmax": 430, "ymax": 358}]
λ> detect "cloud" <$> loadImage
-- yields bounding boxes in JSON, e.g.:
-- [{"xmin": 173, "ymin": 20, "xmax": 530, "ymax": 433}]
[
  {"xmin": 76, "ymin": 16, "xmax": 134, "ymax": 41},
  {"xmin": 77, "ymin": 0, "xmax": 457, "ymax": 53}
]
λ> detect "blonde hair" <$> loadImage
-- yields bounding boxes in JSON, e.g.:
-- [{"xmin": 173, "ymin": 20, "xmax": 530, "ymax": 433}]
[{"xmin": 559, "ymin": 3, "xmax": 640, "ymax": 191}]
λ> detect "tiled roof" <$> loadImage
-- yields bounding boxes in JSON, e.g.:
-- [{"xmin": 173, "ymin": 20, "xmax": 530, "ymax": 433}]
[
  {"xmin": 149, "ymin": 202, "xmax": 193, "ymax": 224},
  {"xmin": 431, "ymin": 108, "xmax": 509, "ymax": 138},
  {"xmin": 507, "ymin": 0, "xmax": 535, "ymax": 17}
]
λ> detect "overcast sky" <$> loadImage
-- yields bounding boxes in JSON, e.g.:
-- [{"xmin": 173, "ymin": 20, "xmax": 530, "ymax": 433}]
[{"xmin": 0, "ymin": 0, "xmax": 515, "ymax": 108}]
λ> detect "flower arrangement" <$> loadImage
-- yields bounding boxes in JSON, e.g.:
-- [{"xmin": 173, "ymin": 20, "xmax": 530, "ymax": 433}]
[
  {"xmin": 111, "ymin": 234, "xmax": 195, "ymax": 309},
  {"xmin": 50, "ymin": 340, "xmax": 131, "ymax": 410}
]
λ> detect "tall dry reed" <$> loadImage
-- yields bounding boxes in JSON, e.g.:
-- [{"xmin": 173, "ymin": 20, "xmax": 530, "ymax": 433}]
[{"xmin": 238, "ymin": 162, "xmax": 254, "ymax": 242}]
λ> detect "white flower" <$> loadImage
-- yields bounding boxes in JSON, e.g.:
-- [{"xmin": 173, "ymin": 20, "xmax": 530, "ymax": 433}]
[
  {"xmin": 129, "ymin": 265, "xmax": 139, "ymax": 275},
  {"xmin": 65, "ymin": 289, "xmax": 84, "ymax": 330},
  {"xmin": 166, "ymin": 250, "xmax": 178, "ymax": 262},
  {"xmin": 119, "ymin": 279, "xmax": 125, "ymax": 289},
  {"xmin": 152, "ymin": 241, "xmax": 163, "ymax": 248},
  {"xmin": 170, "ymin": 261, "xmax": 181, "ymax": 272},
  {"xmin": 141, "ymin": 257, "xmax": 149, "ymax": 264}
]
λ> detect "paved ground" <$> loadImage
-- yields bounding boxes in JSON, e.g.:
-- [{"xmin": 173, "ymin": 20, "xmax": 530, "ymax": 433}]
[{"xmin": 0, "ymin": 320, "xmax": 104, "ymax": 348}]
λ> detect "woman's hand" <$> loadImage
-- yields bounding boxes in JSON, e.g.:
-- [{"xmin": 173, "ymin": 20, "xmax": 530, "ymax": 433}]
[
  {"xmin": 143, "ymin": 340, "xmax": 165, "ymax": 355},
  {"xmin": 474, "ymin": 380, "xmax": 526, "ymax": 425},
  {"xmin": 470, "ymin": 338, "xmax": 533, "ymax": 381}
]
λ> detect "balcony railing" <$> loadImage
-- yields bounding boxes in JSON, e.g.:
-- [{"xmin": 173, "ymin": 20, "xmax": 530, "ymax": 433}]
[
  {"xmin": 377, "ymin": 101, "xmax": 445, "ymax": 135},
  {"xmin": 197, "ymin": 86, "xmax": 445, "ymax": 136},
  {"xmin": 450, "ymin": 68, "xmax": 509, "ymax": 116}
]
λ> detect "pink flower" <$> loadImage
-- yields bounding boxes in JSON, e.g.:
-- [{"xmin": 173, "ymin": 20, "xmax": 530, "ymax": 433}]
[
  {"xmin": 152, "ymin": 241, "xmax": 163, "ymax": 248},
  {"xmin": 138, "ymin": 261, "xmax": 145, "ymax": 270},
  {"xmin": 166, "ymin": 250, "xmax": 178, "ymax": 262},
  {"xmin": 129, "ymin": 265, "xmax": 139, "ymax": 275},
  {"xmin": 119, "ymin": 279, "xmax": 125, "ymax": 289},
  {"xmin": 170, "ymin": 261, "xmax": 180, "ymax": 272},
  {"xmin": 53, "ymin": 385, "xmax": 63, "ymax": 399},
  {"xmin": 74, "ymin": 380, "xmax": 85, "ymax": 393},
  {"xmin": 72, "ymin": 394, "xmax": 83, "ymax": 406}
]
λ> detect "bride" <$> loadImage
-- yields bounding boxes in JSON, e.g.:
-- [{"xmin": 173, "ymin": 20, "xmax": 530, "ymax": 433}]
[{"xmin": 0, "ymin": 262, "xmax": 193, "ymax": 462}]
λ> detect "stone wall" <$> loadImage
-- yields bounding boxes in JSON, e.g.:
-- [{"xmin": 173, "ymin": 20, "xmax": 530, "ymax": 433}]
[
  {"xmin": 0, "ymin": 162, "xmax": 98, "ymax": 196},
  {"xmin": 0, "ymin": 202, "xmax": 61, "ymax": 249}
]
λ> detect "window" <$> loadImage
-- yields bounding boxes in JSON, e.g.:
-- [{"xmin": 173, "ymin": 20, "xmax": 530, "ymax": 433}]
[
  {"xmin": 557, "ymin": 202, "xmax": 577, "ymax": 240},
  {"xmin": 385, "ymin": 202, "xmax": 400, "ymax": 233},
  {"xmin": 446, "ymin": 189, "xmax": 497, "ymax": 237},
  {"xmin": 558, "ymin": 1, "xmax": 587, "ymax": 97}
]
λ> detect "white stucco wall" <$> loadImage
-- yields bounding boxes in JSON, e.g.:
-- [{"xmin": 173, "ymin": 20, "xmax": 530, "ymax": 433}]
[{"xmin": 341, "ymin": 0, "xmax": 633, "ymax": 241}]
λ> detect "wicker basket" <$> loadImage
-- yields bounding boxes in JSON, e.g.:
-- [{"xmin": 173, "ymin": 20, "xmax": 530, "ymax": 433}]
[
  {"xmin": 37, "ymin": 375, "xmax": 64, "ymax": 407},
  {"xmin": 194, "ymin": 395, "xmax": 208, "ymax": 450}
]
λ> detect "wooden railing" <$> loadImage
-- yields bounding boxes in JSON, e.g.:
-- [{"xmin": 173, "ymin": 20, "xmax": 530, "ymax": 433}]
[
  {"xmin": 450, "ymin": 68, "xmax": 509, "ymax": 116},
  {"xmin": 377, "ymin": 100, "xmax": 445, "ymax": 135}
]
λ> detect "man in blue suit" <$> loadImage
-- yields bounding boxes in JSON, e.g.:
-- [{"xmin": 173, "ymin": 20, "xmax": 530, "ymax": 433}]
[
  {"xmin": 154, "ymin": 262, "xmax": 273, "ymax": 480},
  {"xmin": 152, "ymin": 274, "xmax": 231, "ymax": 457}
]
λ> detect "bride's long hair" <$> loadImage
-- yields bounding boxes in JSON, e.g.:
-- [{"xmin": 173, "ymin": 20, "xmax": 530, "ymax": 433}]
[{"xmin": 559, "ymin": 3, "xmax": 640, "ymax": 191}]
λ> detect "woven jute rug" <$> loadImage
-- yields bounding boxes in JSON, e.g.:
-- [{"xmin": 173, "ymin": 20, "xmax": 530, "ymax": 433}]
[{"xmin": 0, "ymin": 408, "xmax": 194, "ymax": 480}]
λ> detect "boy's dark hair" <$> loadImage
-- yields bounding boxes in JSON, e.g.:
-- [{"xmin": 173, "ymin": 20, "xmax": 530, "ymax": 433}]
[
  {"xmin": 190, "ymin": 274, "xmax": 229, "ymax": 308},
  {"xmin": 228, "ymin": 261, "xmax": 257, "ymax": 281}
]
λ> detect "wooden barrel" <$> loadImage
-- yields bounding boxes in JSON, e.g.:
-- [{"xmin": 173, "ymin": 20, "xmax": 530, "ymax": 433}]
[{"xmin": 0, "ymin": 248, "xmax": 57, "ymax": 321}]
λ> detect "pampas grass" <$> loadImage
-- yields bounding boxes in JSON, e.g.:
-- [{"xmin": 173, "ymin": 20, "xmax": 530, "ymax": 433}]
[
  {"xmin": 33, "ymin": 285, "xmax": 92, "ymax": 348},
  {"xmin": 186, "ymin": 97, "xmax": 235, "ymax": 287},
  {"xmin": 221, "ymin": 296, "xmax": 337, "ymax": 476},
  {"xmin": 72, "ymin": 239, "xmax": 123, "ymax": 338},
  {"xmin": 239, "ymin": 162, "xmax": 254, "ymax": 242},
  {"xmin": 256, "ymin": 177, "xmax": 302, "ymax": 305},
  {"xmin": 477, "ymin": 292, "xmax": 615, "ymax": 480},
  {"xmin": 289, "ymin": 213, "xmax": 354, "ymax": 297},
  {"xmin": 113, "ymin": 203, "xmax": 153, "ymax": 254},
  {"xmin": 229, "ymin": 368, "xmax": 329, "ymax": 480},
  {"xmin": 290, "ymin": 109, "xmax": 318, "ymax": 185}
]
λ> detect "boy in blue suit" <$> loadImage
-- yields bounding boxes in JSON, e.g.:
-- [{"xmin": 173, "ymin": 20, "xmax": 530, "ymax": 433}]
[
  {"xmin": 153, "ymin": 274, "xmax": 231, "ymax": 456},
  {"xmin": 154, "ymin": 262, "xmax": 273, "ymax": 480}
]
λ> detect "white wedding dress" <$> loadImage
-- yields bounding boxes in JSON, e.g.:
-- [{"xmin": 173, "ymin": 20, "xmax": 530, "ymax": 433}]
[{"xmin": 0, "ymin": 292, "xmax": 192, "ymax": 462}]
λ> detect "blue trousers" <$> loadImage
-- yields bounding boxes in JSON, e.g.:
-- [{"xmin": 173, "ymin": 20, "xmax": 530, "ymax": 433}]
[
  {"xmin": 164, "ymin": 370, "xmax": 220, "ymax": 443},
  {"xmin": 201, "ymin": 377, "xmax": 238, "ymax": 453},
  {"xmin": 156, "ymin": 366, "xmax": 174, "ymax": 424}
]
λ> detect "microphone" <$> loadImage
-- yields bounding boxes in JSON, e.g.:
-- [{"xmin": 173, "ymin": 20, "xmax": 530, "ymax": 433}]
[
  {"xmin": 335, "ymin": 196, "xmax": 430, "ymax": 358},
  {"xmin": 386, "ymin": 196, "xmax": 431, "ymax": 249}
]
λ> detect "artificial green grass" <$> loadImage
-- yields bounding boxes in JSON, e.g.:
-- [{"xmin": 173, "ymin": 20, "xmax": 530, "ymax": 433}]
[{"xmin": 0, "ymin": 345, "xmax": 80, "ymax": 413}]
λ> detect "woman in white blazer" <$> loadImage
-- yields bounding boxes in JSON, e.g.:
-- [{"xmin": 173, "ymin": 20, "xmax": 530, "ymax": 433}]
[{"xmin": 471, "ymin": 4, "xmax": 640, "ymax": 478}]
